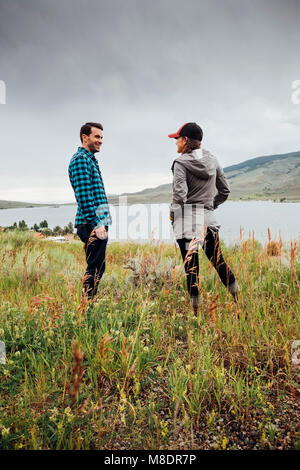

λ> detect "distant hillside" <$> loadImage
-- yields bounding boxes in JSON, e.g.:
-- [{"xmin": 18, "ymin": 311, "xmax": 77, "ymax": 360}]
[
  {"xmin": 0, "ymin": 200, "xmax": 47, "ymax": 209},
  {"xmin": 108, "ymin": 150, "xmax": 300, "ymax": 203},
  {"xmin": 1, "ymin": 151, "xmax": 299, "ymax": 209},
  {"xmin": 108, "ymin": 183, "xmax": 172, "ymax": 204},
  {"xmin": 224, "ymin": 150, "xmax": 300, "ymax": 201},
  {"xmin": 0, "ymin": 200, "xmax": 76, "ymax": 210}
]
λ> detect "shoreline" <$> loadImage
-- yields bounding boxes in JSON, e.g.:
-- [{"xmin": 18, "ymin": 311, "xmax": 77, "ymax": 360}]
[{"xmin": 1, "ymin": 198, "xmax": 300, "ymax": 210}]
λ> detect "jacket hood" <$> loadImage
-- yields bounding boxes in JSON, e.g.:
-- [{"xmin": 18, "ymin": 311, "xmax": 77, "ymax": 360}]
[{"xmin": 172, "ymin": 149, "xmax": 215, "ymax": 179}]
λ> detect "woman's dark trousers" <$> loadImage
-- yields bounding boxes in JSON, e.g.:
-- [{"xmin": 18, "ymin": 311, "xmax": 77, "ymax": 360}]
[
  {"xmin": 177, "ymin": 228, "xmax": 236, "ymax": 298},
  {"xmin": 76, "ymin": 223, "xmax": 108, "ymax": 299}
]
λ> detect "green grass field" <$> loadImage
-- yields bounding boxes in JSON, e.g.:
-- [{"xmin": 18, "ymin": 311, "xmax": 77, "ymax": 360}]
[{"xmin": 0, "ymin": 231, "xmax": 299, "ymax": 450}]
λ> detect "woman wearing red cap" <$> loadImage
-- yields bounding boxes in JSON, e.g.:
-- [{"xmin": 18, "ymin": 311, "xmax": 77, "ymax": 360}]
[{"xmin": 168, "ymin": 122, "xmax": 238, "ymax": 314}]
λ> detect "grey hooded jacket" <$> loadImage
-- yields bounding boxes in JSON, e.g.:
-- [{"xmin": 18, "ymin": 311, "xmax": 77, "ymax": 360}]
[{"xmin": 170, "ymin": 148, "xmax": 230, "ymax": 239}]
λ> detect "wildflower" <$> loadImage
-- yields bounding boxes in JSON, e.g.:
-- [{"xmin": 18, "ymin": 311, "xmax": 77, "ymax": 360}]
[
  {"xmin": 0, "ymin": 328, "xmax": 4, "ymax": 337},
  {"xmin": 49, "ymin": 407, "xmax": 59, "ymax": 422},
  {"xmin": 221, "ymin": 436, "xmax": 227, "ymax": 450},
  {"xmin": 1, "ymin": 426, "xmax": 10, "ymax": 436},
  {"xmin": 57, "ymin": 421, "xmax": 63, "ymax": 432},
  {"xmin": 160, "ymin": 420, "xmax": 168, "ymax": 437},
  {"xmin": 64, "ymin": 406, "xmax": 74, "ymax": 422},
  {"xmin": 143, "ymin": 346, "xmax": 149, "ymax": 352},
  {"xmin": 15, "ymin": 351, "xmax": 20, "ymax": 357}
]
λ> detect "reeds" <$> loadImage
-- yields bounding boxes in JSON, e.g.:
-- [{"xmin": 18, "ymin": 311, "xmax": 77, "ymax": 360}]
[
  {"xmin": 65, "ymin": 342, "xmax": 85, "ymax": 407},
  {"xmin": 0, "ymin": 230, "xmax": 299, "ymax": 450}
]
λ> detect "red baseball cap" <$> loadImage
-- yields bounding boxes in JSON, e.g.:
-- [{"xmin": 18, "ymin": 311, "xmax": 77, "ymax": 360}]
[{"xmin": 168, "ymin": 122, "xmax": 203, "ymax": 140}]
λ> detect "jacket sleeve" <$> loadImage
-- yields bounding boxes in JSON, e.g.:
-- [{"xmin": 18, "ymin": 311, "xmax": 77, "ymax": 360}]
[
  {"xmin": 70, "ymin": 156, "xmax": 101, "ymax": 228},
  {"xmin": 213, "ymin": 163, "xmax": 230, "ymax": 209},
  {"xmin": 172, "ymin": 162, "xmax": 188, "ymax": 206}
]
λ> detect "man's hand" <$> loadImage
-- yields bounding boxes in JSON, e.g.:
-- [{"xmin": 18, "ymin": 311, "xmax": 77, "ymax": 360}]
[{"xmin": 95, "ymin": 225, "xmax": 107, "ymax": 240}]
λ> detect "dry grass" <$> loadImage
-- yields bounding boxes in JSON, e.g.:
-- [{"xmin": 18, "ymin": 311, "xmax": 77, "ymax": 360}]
[{"xmin": 0, "ymin": 230, "xmax": 299, "ymax": 450}]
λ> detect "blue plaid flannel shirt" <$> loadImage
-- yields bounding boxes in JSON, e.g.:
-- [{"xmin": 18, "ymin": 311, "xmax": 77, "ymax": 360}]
[{"xmin": 68, "ymin": 147, "xmax": 112, "ymax": 228}]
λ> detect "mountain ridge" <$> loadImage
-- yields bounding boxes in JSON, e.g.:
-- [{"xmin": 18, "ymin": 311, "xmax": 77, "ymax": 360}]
[
  {"xmin": 0, "ymin": 150, "xmax": 299, "ymax": 209},
  {"xmin": 223, "ymin": 150, "xmax": 300, "ymax": 172},
  {"xmin": 110, "ymin": 150, "xmax": 300, "ymax": 203}
]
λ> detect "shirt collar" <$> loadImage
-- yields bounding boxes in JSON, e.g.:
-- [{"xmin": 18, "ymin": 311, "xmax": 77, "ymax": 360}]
[{"xmin": 78, "ymin": 146, "xmax": 97, "ymax": 162}]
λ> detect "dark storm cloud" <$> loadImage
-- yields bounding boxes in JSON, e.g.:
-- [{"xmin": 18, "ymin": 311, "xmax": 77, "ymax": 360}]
[{"xmin": 0, "ymin": 0, "xmax": 300, "ymax": 202}]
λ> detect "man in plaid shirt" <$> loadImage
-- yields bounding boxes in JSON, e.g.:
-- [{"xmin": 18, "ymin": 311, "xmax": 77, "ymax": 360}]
[{"xmin": 69, "ymin": 122, "xmax": 112, "ymax": 299}]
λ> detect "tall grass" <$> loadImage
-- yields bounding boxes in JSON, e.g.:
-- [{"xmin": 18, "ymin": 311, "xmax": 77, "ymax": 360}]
[{"xmin": 0, "ymin": 231, "xmax": 299, "ymax": 449}]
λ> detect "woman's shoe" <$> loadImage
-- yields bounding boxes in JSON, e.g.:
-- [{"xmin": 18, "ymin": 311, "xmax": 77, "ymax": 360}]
[{"xmin": 229, "ymin": 281, "xmax": 239, "ymax": 301}]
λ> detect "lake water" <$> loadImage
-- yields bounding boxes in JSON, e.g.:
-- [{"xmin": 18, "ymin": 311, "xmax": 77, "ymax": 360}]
[{"xmin": 0, "ymin": 201, "xmax": 299, "ymax": 245}]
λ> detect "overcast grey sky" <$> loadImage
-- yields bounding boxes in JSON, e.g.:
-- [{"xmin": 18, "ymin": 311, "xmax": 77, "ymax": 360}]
[{"xmin": 0, "ymin": 0, "xmax": 300, "ymax": 203}]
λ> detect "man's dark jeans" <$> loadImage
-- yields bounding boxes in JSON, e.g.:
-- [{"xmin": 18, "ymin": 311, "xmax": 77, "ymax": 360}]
[
  {"xmin": 177, "ymin": 228, "xmax": 236, "ymax": 298},
  {"xmin": 76, "ymin": 223, "xmax": 108, "ymax": 299}
]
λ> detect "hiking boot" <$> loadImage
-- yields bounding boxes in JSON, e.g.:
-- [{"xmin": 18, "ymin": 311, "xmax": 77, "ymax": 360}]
[
  {"xmin": 191, "ymin": 295, "xmax": 201, "ymax": 315},
  {"xmin": 229, "ymin": 281, "xmax": 239, "ymax": 302}
]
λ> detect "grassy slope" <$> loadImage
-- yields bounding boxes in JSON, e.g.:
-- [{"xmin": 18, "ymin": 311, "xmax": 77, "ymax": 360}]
[
  {"xmin": 108, "ymin": 151, "xmax": 300, "ymax": 203},
  {"xmin": 225, "ymin": 153, "xmax": 300, "ymax": 201},
  {"xmin": 1, "ymin": 152, "xmax": 299, "ymax": 209},
  {"xmin": 0, "ymin": 200, "xmax": 47, "ymax": 209},
  {"xmin": 0, "ymin": 231, "xmax": 299, "ymax": 450}
]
